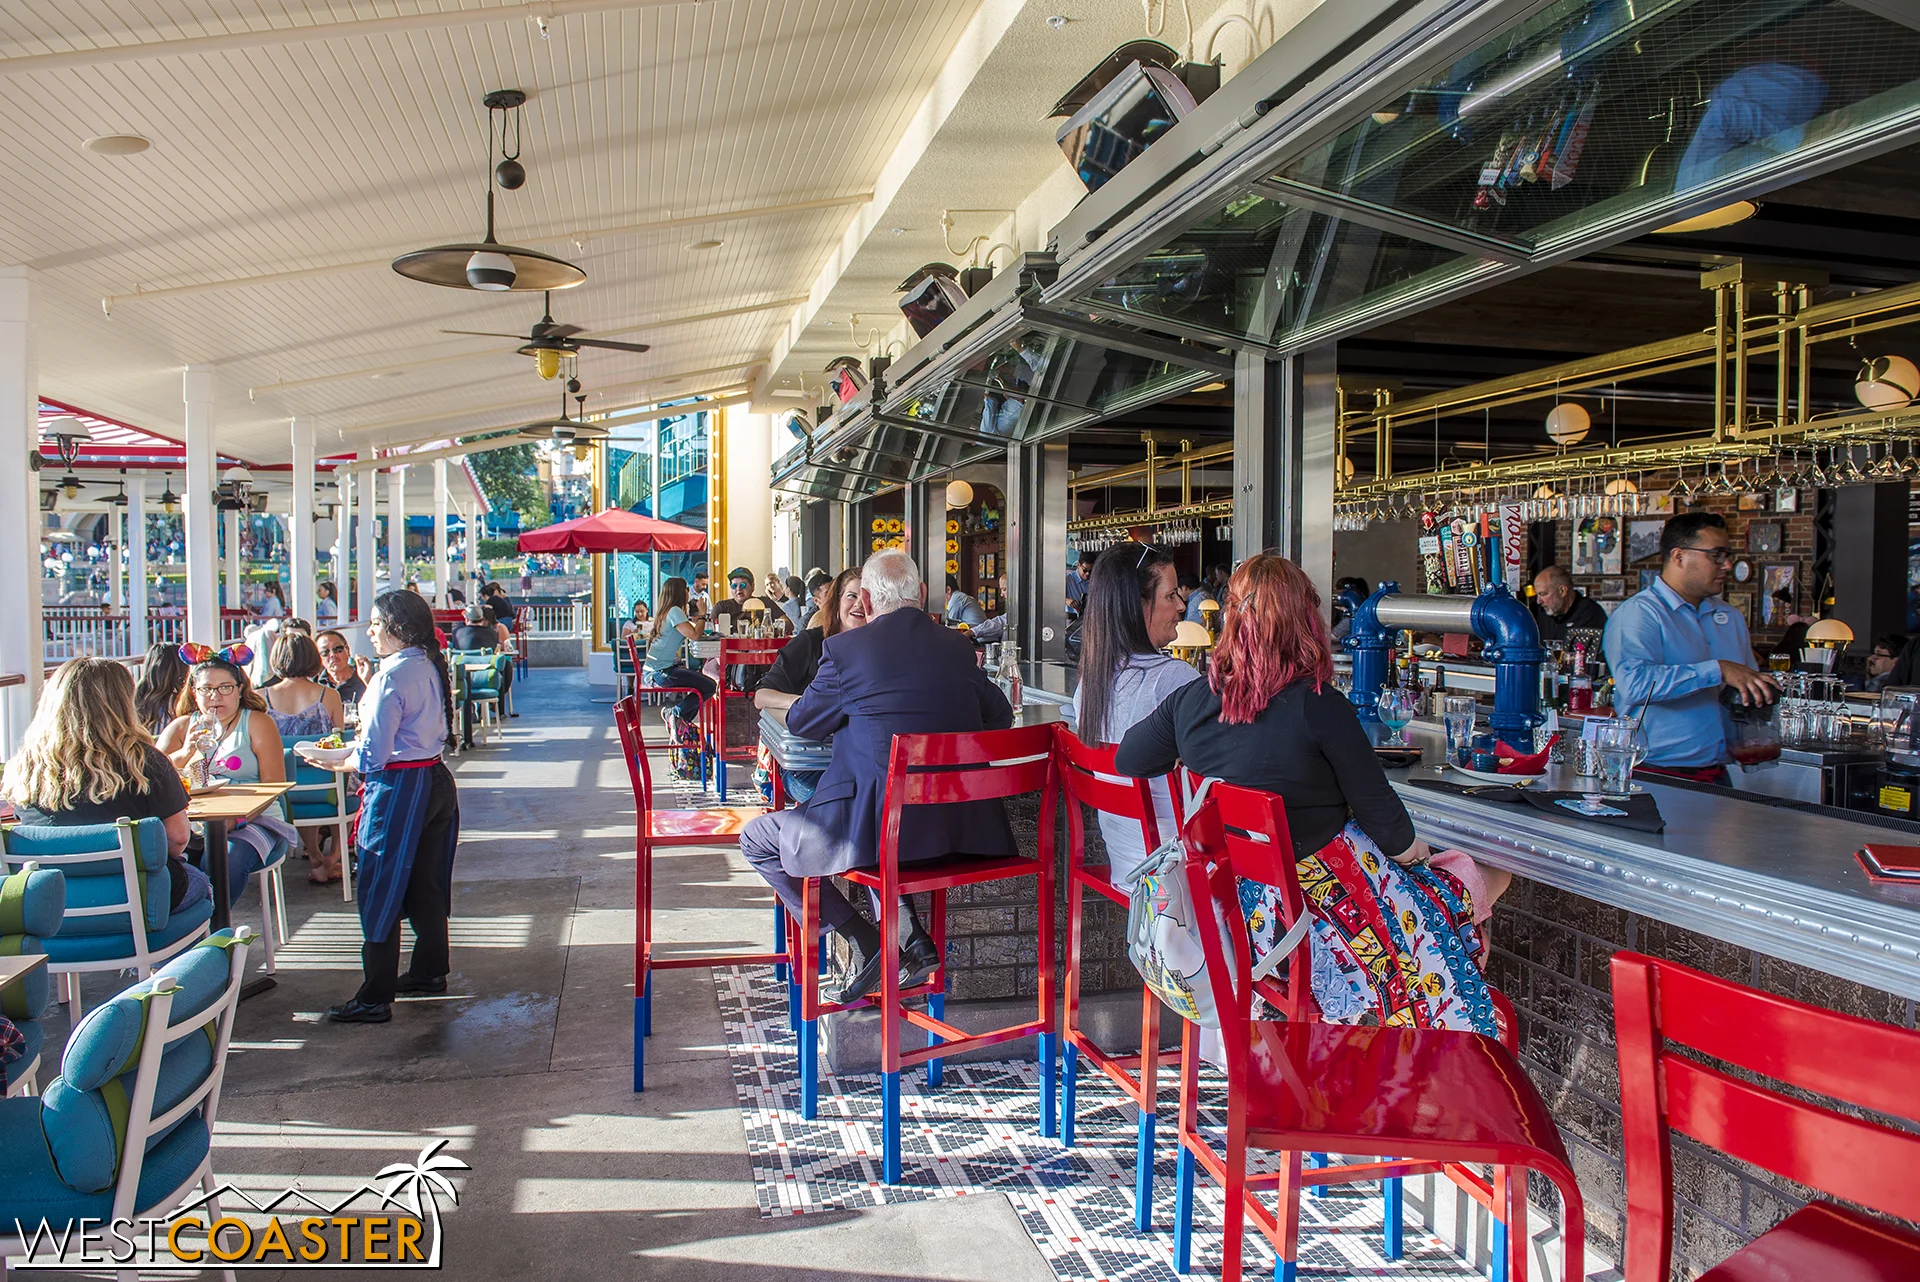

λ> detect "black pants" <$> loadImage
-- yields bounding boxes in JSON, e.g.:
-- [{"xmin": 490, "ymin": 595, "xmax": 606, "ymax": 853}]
[
  {"xmin": 356, "ymin": 762, "xmax": 459, "ymax": 1005},
  {"xmin": 657, "ymin": 664, "xmax": 715, "ymax": 719}
]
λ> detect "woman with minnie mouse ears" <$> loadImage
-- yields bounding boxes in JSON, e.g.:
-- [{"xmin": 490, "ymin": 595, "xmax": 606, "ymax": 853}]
[
  {"xmin": 156, "ymin": 643, "xmax": 297, "ymax": 911},
  {"xmin": 295, "ymin": 589, "xmax": 461, "ymax": 1025}
]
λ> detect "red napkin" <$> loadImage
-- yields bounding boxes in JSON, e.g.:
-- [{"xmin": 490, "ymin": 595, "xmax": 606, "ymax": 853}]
[{"xmin": 1495, "ymin": 734, "xmax": 1557, "ymax": 775}]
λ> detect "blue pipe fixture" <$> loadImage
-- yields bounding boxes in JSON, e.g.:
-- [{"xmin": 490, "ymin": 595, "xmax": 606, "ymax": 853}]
[{"xmin": 1341, "ymin": 582, "xmax": 1545, "ymax": 744}]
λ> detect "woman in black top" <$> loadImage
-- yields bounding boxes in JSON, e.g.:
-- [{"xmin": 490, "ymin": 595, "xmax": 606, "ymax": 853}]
[
  {"xmin": 751, "ymin": 568, "xmax": 865, "ymax": 802},
  {"xmin": 2, "ymin": 658, "xmax": 212, "ymax": 914},
  {"xmin": 1115, "ymin": 554, "xmax": 1497, "ymax": 1035}
]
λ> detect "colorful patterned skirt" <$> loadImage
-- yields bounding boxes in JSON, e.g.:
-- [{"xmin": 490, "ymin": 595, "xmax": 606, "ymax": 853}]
[{"xmin": 1238, "ymin": 820, "xmax": 1496, "ymax": 1036}]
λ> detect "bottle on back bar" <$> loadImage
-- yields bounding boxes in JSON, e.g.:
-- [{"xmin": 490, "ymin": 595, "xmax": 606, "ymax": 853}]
[{"xmin": 998, "ymin": 638, "xmax": 1024, "ymax": 713}]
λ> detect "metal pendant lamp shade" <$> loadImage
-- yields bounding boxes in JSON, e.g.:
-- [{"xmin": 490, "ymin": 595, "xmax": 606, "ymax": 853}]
[{"xmin": 392, "ymin": 191, "xmax": 586, "ymax": 292}]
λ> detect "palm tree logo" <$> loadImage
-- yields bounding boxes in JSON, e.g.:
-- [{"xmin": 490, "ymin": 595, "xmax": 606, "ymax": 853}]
[{"xmin": 375, "ymin": 1138, "xmax": 470, "ymax": 1265}]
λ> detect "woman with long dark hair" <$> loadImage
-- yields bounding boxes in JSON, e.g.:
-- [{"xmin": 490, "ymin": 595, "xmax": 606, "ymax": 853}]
[
  {"xmin": 133, "ymin": 641, "xmax": 192, "ymax": 735},
  {"xmin": 1115, "ymin": 553, "xmax": 1498, "ymax": 1035},
  {"xmin": 1063, "ymin": 542, "xmax": 1194, "ymax": 880},
  {"xmin": 296, "ymin": 589, "xmax": 460, "ymax": 1024},
  {"xmin": 641, "ymin": 576, "xmax": 714, "ymax": 723}
]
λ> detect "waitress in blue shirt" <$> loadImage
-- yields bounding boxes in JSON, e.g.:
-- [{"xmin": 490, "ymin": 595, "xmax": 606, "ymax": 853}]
[
  {"xmin": 298, "ymin": 589, "xmax": 460, "ymax": 1024},
  {"xmin": 1603, "ymin": 512, "xmax": 1778, "ymax": 783}
]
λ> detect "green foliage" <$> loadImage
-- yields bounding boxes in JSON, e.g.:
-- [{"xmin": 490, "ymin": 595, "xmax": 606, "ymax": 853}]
[
  {"xmin": 477, "ymin": 538, "xmax": 521, "ymax": 559},
  {"xmin": 468, "ymin": 444, "xmax": 548, "ymax": 529}
]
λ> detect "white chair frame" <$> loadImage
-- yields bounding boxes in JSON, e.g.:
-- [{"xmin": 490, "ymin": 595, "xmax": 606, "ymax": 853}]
[
  {"xmin": 287, "ymin": 775, "xmax": 358, "ymax": 905},
  {"xmin": 0, "ymin": 823, "xmax": 211, "ymax": 1024},
  {"xmin": 1, "ymin": 927, "xmax": 254, "ymax": 1282}
]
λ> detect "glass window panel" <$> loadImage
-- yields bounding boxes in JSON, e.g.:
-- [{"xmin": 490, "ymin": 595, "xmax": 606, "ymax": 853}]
[
  {"xmin": 893, "ymin": 330, "xmax": 1064, "ymax": 442},
  {"xmin": 1281, "ymin": 0, "xmax": 1920, "ymax": 252}
]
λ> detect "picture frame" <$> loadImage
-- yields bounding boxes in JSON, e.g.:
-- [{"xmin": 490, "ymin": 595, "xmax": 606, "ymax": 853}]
[
  {"xmin": 1573, "ymin": 516, "xmax": 1623, "ymax": 576},
  {"xmin": 1639, "ymin": 569, "xmax": 1661, "ymax": 594},
  {"xmin": 1748, "ymin": 522, "xmax": 1783, "ymax": 554},
  {"xmin": 1737, "ymin": 492, "xmax": 1766, "ymax": 511},
  {"xmin": 1760, "ymin": 563, "xmax": 1797, "ymax": 627},
  {"xmin": 1626, "ymin": 518, "xmax": 1665, "ymax": 564},
  {"xmin": 1775, "ymin": 487, "xmax": 1799, "ymax": 513},
  {"xmin": 1594, "ymin": 577, "xmax": 1627, "ymax": 600},
  {"xmin": 1725, "ymin": 588, "xmax": 1754, "ymax": 627},
  {"xmin": 984, "ymin": 552, "xmax": 996, "ymax": 578}
]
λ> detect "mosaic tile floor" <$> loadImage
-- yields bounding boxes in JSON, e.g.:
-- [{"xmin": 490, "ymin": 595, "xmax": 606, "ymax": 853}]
[{"xmin": 713, "ymin": 965, "xmax": 1488, "ymax": 1282}]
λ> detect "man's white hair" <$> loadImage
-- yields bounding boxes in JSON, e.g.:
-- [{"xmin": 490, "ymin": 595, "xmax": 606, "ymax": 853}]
[{"xmin": 861, "ymin": 549, "xmax": 922, "ymax": 617}]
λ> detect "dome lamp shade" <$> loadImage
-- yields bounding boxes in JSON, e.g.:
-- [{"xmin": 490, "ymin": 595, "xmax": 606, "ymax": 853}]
[{"xmin": 1856, "ymin": 355, "xmax": 1919, "ymax": 411}]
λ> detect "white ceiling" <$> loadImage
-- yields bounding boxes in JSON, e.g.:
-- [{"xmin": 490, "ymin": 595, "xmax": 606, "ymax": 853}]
[{"xmin": 4, "ymin": 0, "xmax": 985, "ymax": 462}]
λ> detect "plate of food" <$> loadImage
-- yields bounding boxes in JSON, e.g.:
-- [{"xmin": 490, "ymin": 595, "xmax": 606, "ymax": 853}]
[
  {"xmin": 187, "ymin": 776, "xmax": 232, "ymax": 795},
  {"xmin": 1446, "ymin": 763, "xmax": 1546, "ymax": 787},
  {"xmin": 294, "ymin": 738, "xmax": 354, "ymax": 770}
]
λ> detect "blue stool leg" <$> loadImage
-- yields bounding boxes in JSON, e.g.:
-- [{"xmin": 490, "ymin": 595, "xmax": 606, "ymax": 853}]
[
  {"xmin": 632, "ymin": 995, "xmax": 646, "ymax": 1093},
  {"xmin": 773, "ymin": 903, "xmax": 789, "ymax": 983},
  {"xmin": 1173, "ymin": 1144, "xmax": 1196, "ymax": 1274},
  {"xmin": 799, "ymin": 1017, "xmax": 819, "ymax": 1120},
  {"xmin": 926, "ymin": 992, "xmax": 945, "ymax": 1089},
  {"xmin": 1276, "ymin": 1255, "xmax": 1297, "ymax": 1281},
  {"xmin": 882, "ymin": 1070, "xmax": 903, "ymax": 1184},
  {"xmin": 1061, "ymin": 1044, "xmax": 1079, "ymax": 1147},
  {"xmin": 1309, "ymin": 1151, "xmax": 1328, "ymax": 1197},
  {"xmin": 1382, "ymin": 1175, "xmax": 1404, "ymax": 1259},
  {"xmin": 640, "ymin": 970, "xmax": 652, "ymax": 1037},
  {"xmin": 717, "ymin": 756, "xmax": 727, "ymax": 796},
  {"xmin": 1038, "ymin": 1031, "xmax": 1058, "ymax": 1139},
  {"xmin": 1133, "ymin": 1108, "xmax": 1156, "ymax": 1232},
  {"xmin": 1491, "ymin": 1216, "xmax": 1510, "ymax": 1282}
]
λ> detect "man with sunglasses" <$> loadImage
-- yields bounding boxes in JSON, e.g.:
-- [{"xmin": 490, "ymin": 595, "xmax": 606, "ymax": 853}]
[
  {"xmin": 1603, "ymin": 511, "xmax": 1777, "ymax": 782},
  {"xmin": 316, "ymin": 629, "xmax": 367, "ymax": 704}
]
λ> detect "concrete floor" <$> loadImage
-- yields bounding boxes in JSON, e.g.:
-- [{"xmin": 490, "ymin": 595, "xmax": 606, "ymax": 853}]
[{"xmin": 16, "ymin": 670, "xmax": 1056, "ymax": 1281}]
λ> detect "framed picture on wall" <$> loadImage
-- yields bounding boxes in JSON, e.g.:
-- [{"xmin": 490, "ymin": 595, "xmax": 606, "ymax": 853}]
[
  {"xmin": 1573, "ymin": 516, "xmax": 1622, "ymax": 575},
  {"xmin": 1626, "ymin": 519, "xmax": 1664, "ymax": 564},
  {"xmin": 1749, "ymin": 522, "xmax": 1783, "ymax": 554},
  {"xmin": 984, "ymin": 553, "xmax": 997, "ymax": 578},
  {"xmin": 1776, "ymin": 488, "xmax": 1799, "ymax": 513},
  {"xmin": 1761, "ymin": 563, "xmax": 1797, "ymax": 626},
  {"xmin": 1639, "ymin": 569, "xmax": 1661, "ymax": 594},
  {"xmin": 1726, "ymin": 589, "xmax": 1754, "ymax": 627},
  {"xmin": 1595, "ymin": 578, "xmax": 1627, "ymax": 600},
  {"xmin": 1737, "ymin": 491, "xmax": 1767, "ymax": 511}
]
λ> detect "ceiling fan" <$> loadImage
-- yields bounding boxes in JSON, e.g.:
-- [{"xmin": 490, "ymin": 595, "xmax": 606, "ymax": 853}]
[
  {"xmin": 445, "ymin": 291, "xmax": 650, "ymax": 380},
  {"xmin": 519, "ymin": 388, "xmax": 609, "ymax": 457}
]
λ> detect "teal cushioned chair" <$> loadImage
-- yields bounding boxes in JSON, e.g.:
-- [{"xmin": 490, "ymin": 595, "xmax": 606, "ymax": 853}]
[
  {"xmin": 449, "ymin": 649, "xmax": 505, "ymax": 748},
  {"xmin": 282, "ymin": 735, "xmax": 362, "ymax": 905},
  {"xmin": 1, "ymin": 863, "xmax": 64, "ymax": 1097},
  {"xmin": 0, "ymin": 818, "xmax": 213, "ymax": 1024},
  {"xmin": 0, "ymin": 928, "xmax": 253, "ymax": 1270}
]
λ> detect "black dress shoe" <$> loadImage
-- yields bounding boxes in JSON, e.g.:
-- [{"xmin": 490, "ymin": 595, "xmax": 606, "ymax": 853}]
[
  {"xmin": 899, "ymin": 930, "xmax": 940, "ymax": 991},
  {"xmin": 326, "ymin": 999, "xmax": 391, "ymax": 1024},
  {"xmin": 396, "ymin": 974, "xmax": 448, "ymax": 995},
  {"xmin": 835, "ymin": 943, "xmax": 884, "ymax": 1006}
]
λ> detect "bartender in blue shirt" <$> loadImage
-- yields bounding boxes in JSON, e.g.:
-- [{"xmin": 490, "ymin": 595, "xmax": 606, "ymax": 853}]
[
  {"xmin": 1603, "ymin": 512, "xmax": 1778, "ymax": 783},
  {"xmin": 298, "ymin": 590, "xmax": 460, "ymax": 1024}
]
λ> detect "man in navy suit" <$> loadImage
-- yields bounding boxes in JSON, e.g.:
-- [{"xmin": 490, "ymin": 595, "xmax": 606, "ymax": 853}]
[{"xmin": 739, "ymin": 549, "xmax": 1015, "ymax": 1003}]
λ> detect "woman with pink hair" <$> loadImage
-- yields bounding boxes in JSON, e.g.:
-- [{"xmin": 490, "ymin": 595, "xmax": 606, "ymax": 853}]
[{"xmin": 1115, "ymin": 553, "xmax": 1496, "ymax": 1034}]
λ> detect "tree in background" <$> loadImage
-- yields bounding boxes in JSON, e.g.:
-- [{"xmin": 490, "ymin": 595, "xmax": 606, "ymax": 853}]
[{"xmin": 467, "ymin": 443, "xmax": 549, "ymax": 530}]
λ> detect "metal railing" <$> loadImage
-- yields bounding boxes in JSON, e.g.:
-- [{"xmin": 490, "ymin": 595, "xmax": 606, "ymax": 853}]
[
  {"xmin": 519, "ymin": 600, "xmax": 592, "ymax": 640},
  {"xmin": 42, "ymin": 609, "xmax": 249, "ymax": 660}
]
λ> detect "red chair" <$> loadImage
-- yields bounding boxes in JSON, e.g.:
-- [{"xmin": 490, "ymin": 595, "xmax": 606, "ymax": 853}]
[
  {"xmin": 703, "ymin": 636, "xmax": 787, "ymax": 795},
  {"xmin": 628, "ymin": 634, "xmax": 706, "ymax": 758},
  {"xmin": 811, "ymin": 724, "xmax": 1059, "ymax": 1182},
  {"xmin": 1171, "ymin": 782, "xmax": 1584, "ymax": 1282},
  {"xmin": 1612, "ymin": 951, "xmax": 1920, "ymax": 1281},
  {"xmin": 614, "ymin": 695, "xmax": 775, "ymax": 1093},
  {"xmin": 1055, "ymin": 726, "xmax": 1177, "ymax": 1231}
]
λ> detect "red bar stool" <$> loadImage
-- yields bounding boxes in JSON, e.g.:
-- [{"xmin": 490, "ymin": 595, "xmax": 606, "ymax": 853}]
[
  {"xmin": 627, "ymin": 635, "xmax": 705, "ymax": 757},
  {"xmin": 705, "ymin": 636, "xmax": 787, "ymax": 795},
  {"xmin": 805, "ymin": 723, "xmax": 1059, "ymax": 1183},
  {"xmin": 614, "ymin": 695, "xmax": 776, "ymax": 1093},
  {"xmin": 1611, "ymin": 951, "xmax": 1920, "ymax": 1281},
  {"xmin": 1205, "ymin": 777, "xmax": 1530, "ymax": 1275},
  {"xmin": 1171, "ymin": 782, "xmax": 1585, "ymax": 1282},
  {"xmin": 1054, "ymin": 726, "xmax": 1176, "ymax": 1231}
]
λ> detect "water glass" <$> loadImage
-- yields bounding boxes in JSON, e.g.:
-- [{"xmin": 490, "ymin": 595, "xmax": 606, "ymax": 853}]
[
  {"xmin": 1442, "ymin": 695, "xmax": 1477, "ymax": 764},
  {"xmin": 1591, "ymin": 719, "xmax": 1648, "ymax": 796}
]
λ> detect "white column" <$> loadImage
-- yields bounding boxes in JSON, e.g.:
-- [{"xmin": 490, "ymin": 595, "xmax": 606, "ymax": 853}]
[
  {"xmin": 388, "ymin": 464, "xmax": 407, "ymax": 591},
  {"xmin": 183, "ymin": 365, "xmax": 218, "ymax": 645},
  {"xmin": 0, "ymin": 267, "xmax": 41, "ymax": 739},
  {"xmin": 290, "ymin": 417, "xmax": 315, "ymax": 620},
  {"xmin": 433, "ymin": 457, "xmax": 449, "ymax": 607},
  {"xmin": 224, "ymin": 509, "xmax": 242, "ymax": 622},
  {"xmin": 108, "ymin": 512, "xmax": 123, "ymax": 609},
  {"xmin": 128, "ymin": 475, "xmax": 149, "ymax": 654},
  {"xmin": 332, "ymin": 468, "xmax": 352, "ymax": 619},
  {"xmin": 464, "ymin": 495, "xmax": 480, "ymax": 589},
  {"xmin": 357, "ymin": 467, "xmax": 378, "ymax": 626}
]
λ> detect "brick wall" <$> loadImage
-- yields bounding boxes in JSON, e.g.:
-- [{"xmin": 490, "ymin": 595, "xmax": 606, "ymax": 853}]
[
  {"xmin": 1488, "ymin": 876, "xmax": 1917, "ymax": 1279},
  {"xmin": 1547, "ymin": 471, "xmax": 1819, "ymax": 649}
]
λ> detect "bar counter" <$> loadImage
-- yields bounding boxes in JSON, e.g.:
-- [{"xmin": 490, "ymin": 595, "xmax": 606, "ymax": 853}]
[{"xmin": 1381, "ymin": 720, "xmax": 1920, "ymax": 1001}]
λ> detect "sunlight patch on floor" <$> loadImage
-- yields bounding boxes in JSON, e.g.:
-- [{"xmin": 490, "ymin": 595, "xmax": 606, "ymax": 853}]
[{"xmin": 271, "ymin": 914, "xmax": 535, "ymax": 970}]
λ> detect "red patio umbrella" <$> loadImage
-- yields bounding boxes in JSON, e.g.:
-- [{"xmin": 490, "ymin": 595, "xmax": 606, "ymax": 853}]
[{"xmin": 515, "ymin": 509, "xmax": 707, "ymax": 554}]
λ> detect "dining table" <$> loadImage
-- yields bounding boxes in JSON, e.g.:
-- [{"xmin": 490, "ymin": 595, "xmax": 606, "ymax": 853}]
[
  {"xmin": 0, "ymin": 953, "xmax": 46, "ymax": 1005},
  {"xmin": 188, "ymin": 780, "xmax": 295, "ymax": 999}
]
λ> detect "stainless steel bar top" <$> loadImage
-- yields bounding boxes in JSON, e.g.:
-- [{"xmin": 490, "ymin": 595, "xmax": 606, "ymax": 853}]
[{"xmin": 1383, "ymin": 722, "xmax": 1920, "ymax": 1000}]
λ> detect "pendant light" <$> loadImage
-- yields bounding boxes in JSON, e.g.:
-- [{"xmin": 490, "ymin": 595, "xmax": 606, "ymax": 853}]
[
  {"xmin": 391, "ymin": 90, "xmax": 586, "ymax": 294},
  {"xmin": 159, "ymin": 473, "xmax": 180, "ymax": 514}
]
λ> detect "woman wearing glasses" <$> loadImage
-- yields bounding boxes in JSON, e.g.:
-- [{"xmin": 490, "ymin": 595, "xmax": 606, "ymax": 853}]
[
  {"xmin": 295, "ymin": 590, "xmax": 461, "ymax": 1025},
  {"xmin": 1602, "ymin": 511, "xmax": 1778, "ymax": 784},
  {"xmin": 156, "ymin": 648, "xmax": 295, "ymax": 910}
]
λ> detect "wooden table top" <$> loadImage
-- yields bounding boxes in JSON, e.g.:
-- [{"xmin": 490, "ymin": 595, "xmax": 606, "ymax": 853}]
[
  {"xmin": 0, "ymin": 953, "xmax": 46, "ymax": 991},
  {"xmin": 187, "ymin": 780, "xmax": 296, "ymax": 824}
]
